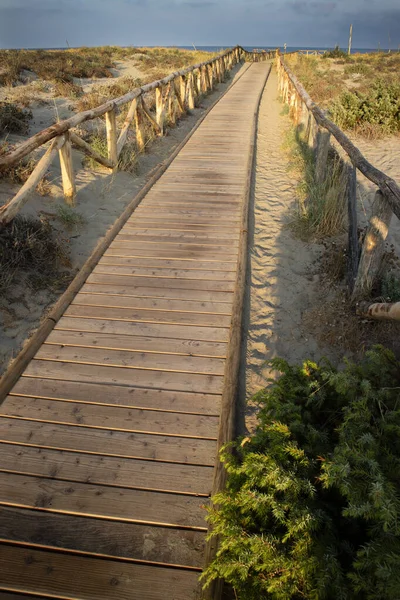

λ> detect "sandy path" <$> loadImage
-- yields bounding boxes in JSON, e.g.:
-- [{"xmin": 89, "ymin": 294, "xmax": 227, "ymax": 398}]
[{"xmin": 242, "ymin": 67, "xmax": 324, "ymax": 432}]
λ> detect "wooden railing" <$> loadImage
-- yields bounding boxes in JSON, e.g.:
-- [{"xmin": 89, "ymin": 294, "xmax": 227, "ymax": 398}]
[
  {"xmin": 0, "ymin": 45, "xmax": 248, "ymax": 224},
  {"xmin": 277, "ymin": 54, "xmax": 400, "ymax": 309}
]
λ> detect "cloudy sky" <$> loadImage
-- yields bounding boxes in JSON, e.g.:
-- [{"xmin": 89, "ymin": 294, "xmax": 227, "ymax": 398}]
[{"xmin": 0, "ymin": 0, "xmax": 399, "ymax": 50}]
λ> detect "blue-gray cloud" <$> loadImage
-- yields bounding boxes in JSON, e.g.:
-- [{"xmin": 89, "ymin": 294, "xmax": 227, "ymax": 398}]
[{"xmin": 0, "ymin": 0, "xmax": 399, "ymax": 49}]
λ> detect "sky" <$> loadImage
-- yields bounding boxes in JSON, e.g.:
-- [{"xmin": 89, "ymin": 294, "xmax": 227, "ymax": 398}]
[{"xmin": 0, "ymin": 0, "xmax": 399, "ymax": 50}]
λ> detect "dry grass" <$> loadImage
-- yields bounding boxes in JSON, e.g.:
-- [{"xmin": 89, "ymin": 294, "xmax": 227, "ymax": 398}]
[
  {"xmin": 283, "ymin": 125, "xmax": 347, "ymax": 240},
  {"xmin": 0, "ymin": 102, "xmax": 32, "ymax": 134},
  {"xmin": 75, "ymin": 76, "xmax": 142, "ymax": 112},
  {"xmin": 0, "ymin": 215, "xmax": 70, "ymax": 293}
]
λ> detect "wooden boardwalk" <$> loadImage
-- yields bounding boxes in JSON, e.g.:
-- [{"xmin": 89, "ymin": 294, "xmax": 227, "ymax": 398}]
[{"xmin": 0, "ymin": 63, "xmax": 269, "ymax": 600}]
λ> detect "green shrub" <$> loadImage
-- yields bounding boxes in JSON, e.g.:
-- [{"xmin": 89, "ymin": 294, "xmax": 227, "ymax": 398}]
[
  {"xmin": 323, "ymin": 46, "xmax": 350, "ymax": 60},
  {"xmin": 381, "ymin": 272, "xmax": 400, "ymax": 302},
  {"xmin": 330, "ymin": 81, "xmax": 400, "ymax": 135},
  {"xmin": 203, "ymin": 346, "xmax": 400, "ymax": 599}
]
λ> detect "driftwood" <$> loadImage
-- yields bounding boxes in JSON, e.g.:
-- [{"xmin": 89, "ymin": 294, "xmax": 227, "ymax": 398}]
[
  {"xmin": 0, "ymin": 136, "xmax": 65, "ymax": 224},
  {"xmin": 352, "ymin": 190, "xmax": 393, "ymax": 301},
  {"xmin": 358, "ymin": 301, "xmax": 400, "ymax": 321}
]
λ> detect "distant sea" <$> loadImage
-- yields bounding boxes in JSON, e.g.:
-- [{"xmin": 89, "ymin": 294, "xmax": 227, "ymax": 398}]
[{"xmin": 17, "ymin": 45, "xmax": 392, "ymax": 54}]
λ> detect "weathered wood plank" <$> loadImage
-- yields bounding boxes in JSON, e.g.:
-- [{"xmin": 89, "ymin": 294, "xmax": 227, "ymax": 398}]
[
  {"xmin": 80, "ymin": 282, "xmax": 234, "ymax": 302},
  {"xmin": 72, "ymin": 293, "xmax": 232, "ymax": 314},
  {"xmin": 23, "ymin": 360, "xmax": 224, "ymax": 394},
  {"xmin": 93, "ymin": 265, "xmax": 236, "ymax": 281},
  {"xmin": 86, "ymin": 274, "xmax": 236, "ymax": 292},
  {"xmin": 0, "ymin": 506, "xmax": 205, "ymax": 568},
  {"xmin": 0, "ymin": 442, "xmax": 214, "ymax": 494},
  {"xmin": 98, "ymin": 256, "xmax": 236, "ymax": 271},
  {"xmin": 44, "ymin": 329, "xmax": 228, "ymax": 358},
  {"xmin": 0, "ymin": 543, "xmax": 201, "ymax": 600},
  {"xmin": 34, "ymin": 345, "xmax": 226, "ymax": 376},
  {"xmin": 0, "ymin": 472, "xmax": 207, "ymax": 528},
  {"xmin": 54, "ymin": 316, "xmax": 230, "ymax": 342},
  {"xmin": 64, "ymin": 304, "xmax": 232, "ymax": 327},
  {"xmin": 1, "ymin": 396, "xmax": 220, "ymax": 438},
  {"xmin": 10, "ymin": 378, "xmax": 221, "ymax": 415},
  {"xmin": 0, "ymin": 418, "xmax": 217, "ymax": 465}
]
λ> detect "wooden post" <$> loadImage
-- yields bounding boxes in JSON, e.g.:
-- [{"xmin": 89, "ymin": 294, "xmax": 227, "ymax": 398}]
[
  {"xmin": 178, "ymin": 75, "xmax": 186, "ymax": 111},
  {"xmin": 187, "ymin": 72, "xmax": 195, "ymax": 110},
  {"xmin": 347, "ymin": 164, "xmax": 359, "ymax": 291},
  {"xmin": 117, "ymin": 98, "xmax": 137, "ymax": 157},
  {"xmin": 134, "ymin": 98, "xmax": 146, "ymax": 152},
  {"xmin": 348, "ymin": 24, "xmax": 353, "ymax": 55},
  {"xmin": 352, "ymin": 190, "xmax": 393, "ymax": 301},
  {"xmin": 315, "ymin": 127, "xmax": 331, "ymax": 184},
  {"xmin": 155, "ymin": 86, "xmax": 165, "ymax": 134},
  {"xmin": 58, "ymin": 130, "xmax": 76, "ymax": 206},
  {"xmin": 105, "ymin": 107, "xmax": 118, "ymax": 172},
  {"xmin": 167, "ymin": 85, "xmax": 176, "ymax": 126}
]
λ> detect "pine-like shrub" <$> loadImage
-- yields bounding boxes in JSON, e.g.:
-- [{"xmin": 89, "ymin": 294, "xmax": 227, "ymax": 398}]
[
  {"xmin": 203, "ymin": 346, "xmax": 400, "ymax": 599},
  {"xmin": 330, "ymin": 81, "xmax": 400, "ymax": 135}
]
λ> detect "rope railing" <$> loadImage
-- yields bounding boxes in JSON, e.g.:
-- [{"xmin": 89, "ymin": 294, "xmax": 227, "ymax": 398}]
[
  {"xmin": 0, "ymin": 45, "xmax": 252, "ymax": 224},
  {"xmin": 277, "ymin": 53, "xmax": 400, "ymax": 311}
]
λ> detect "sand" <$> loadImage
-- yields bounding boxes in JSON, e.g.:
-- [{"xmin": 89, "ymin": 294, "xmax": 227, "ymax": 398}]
[
  {"xmin": 241, "ymin": 67, "xmax": 326, "ymax": 433},
  {"xmin": 0, "ymin": 62, "xmax": 246, "ymax": 374}
]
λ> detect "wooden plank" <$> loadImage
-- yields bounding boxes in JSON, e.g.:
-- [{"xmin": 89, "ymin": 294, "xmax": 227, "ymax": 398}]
[
  {"xmin": 0, "ymin": 543, "xmax": 201, "ymax": 600},
  {"xmin": 0, "ymin": 419, "xmax": 217, "ymax": 465},
  {"xmin": 34, "ymin": 345, "xmax": 225, "ymax": 376},
  {"xmin": 1, "ymin": 396, "xmax": 220, "ymax": 438},
  {"xmin": 90, "ymin": 266, "xmax": 236, "ymax": 281},
  {"xmin": 10, "ymin": 378, "xmax": 221, "ymax": 416},
  {"xmin": 44, "ymin": 329, "xmax": 228, "ymax": 359},
  {"xmin": 114, "ymin": 229, "xmax": 239, "ymax": 241},
  {"xmin": 113, "ymin": 235, "xmax": 238, "ymax": 249},
  {"xmin": 0, "ymin": 442, "xmax": 213, "ymax": 496},
  {"xmin": 123, "ymin": 222, "xmax": 238, "ymax": 233},
  {"xmin": 80, "ymin": 282, "xmax": 234, "ymax": 302},
  {"xmin": 64, "ymin": 304, "xmax": 232, "ymax": 327},
  {"xmin": 23, "ymin": 361, "xmax": 224, "ymax": 394},
  {"xmin": 0, "ymin": 506, "xmax": 205, "ymax": 568},
  {"xmin": 0, "ymin": 472, "xmax": 207, "ymax": 529},
  {"xmin": 86, "ymin": 274, "xmax": 236, "ymax": 292},
  {"xmin": 98, "ymin": 256, "xmax": 236, "ymax": 271},
  {"xmin": 105, "ymin": 246, "xmax": 237, "ymax": 261},
  {"xmin": 54, "ymin": 316, "xmax": 230, "ymax": 342},
  {"xmin": 71, "ymin": 292, "xmax": 232, "ymax": 315}
]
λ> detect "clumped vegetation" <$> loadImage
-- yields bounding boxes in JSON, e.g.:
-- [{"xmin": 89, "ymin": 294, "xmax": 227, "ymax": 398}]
[
  {"xmin": 204, "ymin": 346, "xmax": 400, "ymax": 599},
  {"xmin": 0, "ymin": 102, "xmax": 32, "ymax": 134},
  {"xmin": 0, "ymin": 215, "xmax": 70, "ymax": 292},
  {"xmin": 288, "ymin": 51, "xmax": 400, "ymax": 137},
  {"xmin": 0, "ymin": 47, "xmax": 116, "ymax": 86},
  {"xmin": 75, "ymin": 76, "xmax": 142, "ymax": 112},
  {"xmin": 55, "ymin": 205, "xmax": 86, "ymax": 230},
  {"xmin": 322, "ymin": 45, "xmax": 351, "ymax": 60},
  {"xmin": 331, "ymin": 81, "xmax": 400, "ymax": 137},
  {"xmin": 283, "ymin": 127, "xmax": 347, "ymax": 240}
]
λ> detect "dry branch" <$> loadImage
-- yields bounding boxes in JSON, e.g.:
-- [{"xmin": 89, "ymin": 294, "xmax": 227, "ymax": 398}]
[{"xmin": 0, "ymin": 136, "xmax": 65, "ymax": 224}]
